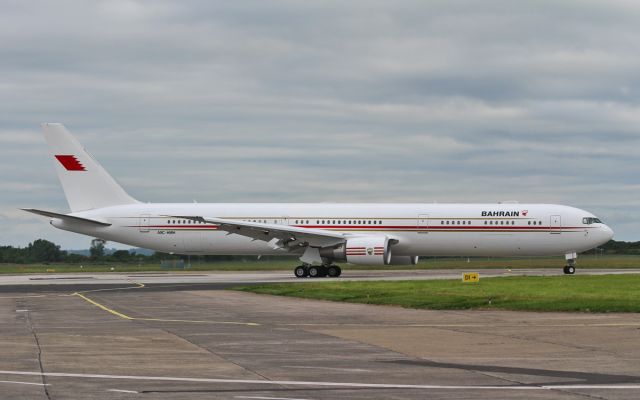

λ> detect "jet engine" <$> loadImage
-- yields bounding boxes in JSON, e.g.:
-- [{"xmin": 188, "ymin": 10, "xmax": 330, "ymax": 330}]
[
  {"xmin": 388, "ymin": 255, "xmax": 419, "ymax": 265},
  {"xmin": 344, "ymin": 236, "xmax": 391, "ymax": 265}
]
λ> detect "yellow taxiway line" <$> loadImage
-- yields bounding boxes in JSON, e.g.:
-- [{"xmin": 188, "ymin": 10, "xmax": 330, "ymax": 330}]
[{"xmin": 71, "ymin": 283, "xmax": 259, "ymax": 326}]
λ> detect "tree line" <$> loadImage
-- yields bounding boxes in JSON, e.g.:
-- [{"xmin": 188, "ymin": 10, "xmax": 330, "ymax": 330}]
[
  {"xmin": 0, "ymin": 238, "xmax": 638, "ymax": 264},
  {"xmin": 0, "ymin": 238, "xmax": 283, "ymax": 264}
]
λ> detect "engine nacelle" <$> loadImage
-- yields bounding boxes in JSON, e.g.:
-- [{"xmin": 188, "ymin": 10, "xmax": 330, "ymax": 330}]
[
  {"xmin": 344, "ymin": 236, "xmax": 391, "ymax": 265},
  {"xmin": 388, "ymin": 255, "xmax": 419, "ymax": 265}
]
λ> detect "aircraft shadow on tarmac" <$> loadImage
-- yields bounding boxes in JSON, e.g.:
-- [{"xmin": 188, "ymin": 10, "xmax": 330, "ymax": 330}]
[{"xmin": 384, "ymin": 359, "xmax": 640, "ymax": 386}]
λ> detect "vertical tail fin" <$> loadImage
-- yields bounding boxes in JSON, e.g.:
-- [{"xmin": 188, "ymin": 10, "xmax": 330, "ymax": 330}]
[{"xmin": 42, "ymin": 123, "xmax": 139, "ymax": 212}]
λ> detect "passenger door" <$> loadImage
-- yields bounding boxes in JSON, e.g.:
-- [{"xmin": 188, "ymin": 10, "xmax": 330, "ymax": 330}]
[
  {"xmin": 139, "ymin": 214, "xmax": 150, "ymax": 233},
  {"xmin": 417, "ymin": 214, "xmax": 429, "ymax": 233},
  {"xmin": 550, "ymin": 215, "xmax": 561, "ymax": 234}
]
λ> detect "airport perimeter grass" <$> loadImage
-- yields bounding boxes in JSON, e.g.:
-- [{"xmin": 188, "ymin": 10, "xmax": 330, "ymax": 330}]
[
  {"xmin": 0, "ymin": 254, "xmax": 638, "ymax": 274},
  {"xmin": 235, "ymin": 274, "xmax": 640, "ymax": 313}
]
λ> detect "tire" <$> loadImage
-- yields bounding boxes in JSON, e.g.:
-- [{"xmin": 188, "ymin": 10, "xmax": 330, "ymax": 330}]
[
  {"xmin": 308, "ymin": 266, "xmax": 320, "ymax": 278},
  {"xmin": 294, "ymin": 266, "xmax": 308, "ymax": 278},
  {"xmin": 327, "ymin": 265, "xmax": 340, "ymax": 278},
  {"xmin": 563, "ymin": 265, "xmax": 575, "ymax": 275}
]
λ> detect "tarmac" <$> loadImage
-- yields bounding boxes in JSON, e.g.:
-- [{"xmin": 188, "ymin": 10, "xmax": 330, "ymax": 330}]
[{"xmin": 1, "ymin": 269, "xmax": 640, "ymax": 399}]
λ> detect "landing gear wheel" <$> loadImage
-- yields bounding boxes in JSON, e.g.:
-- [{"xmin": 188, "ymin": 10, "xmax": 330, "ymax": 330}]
[
  {"xmin": 563, "ymin": 265, "xmax": 575, "ymax": 275},
  {"xmin": 308, "ymin": 266, "xmax": 321, "ymax": 278},
  {"xmin": 327, "ymin": 265, "xmax": 342, "ymax": 278},
  {"xmin": 294, "ymin": 265, "xmax": 308, "ymax": 278}
]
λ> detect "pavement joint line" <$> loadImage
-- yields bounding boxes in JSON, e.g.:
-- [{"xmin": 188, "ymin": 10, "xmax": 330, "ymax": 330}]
[
  {"xmin": 71, "ymin": 284, "xmax": 260, "ymax": 326},
  {"xmin": 0, "ymin": 370, "xmax": 640, "ymax": 390}
]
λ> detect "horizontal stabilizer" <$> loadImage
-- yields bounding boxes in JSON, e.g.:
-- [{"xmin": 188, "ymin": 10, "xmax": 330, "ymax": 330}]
[{"xmin": 22, "ymin": 208, "xmax": 111, "ymax": 226}]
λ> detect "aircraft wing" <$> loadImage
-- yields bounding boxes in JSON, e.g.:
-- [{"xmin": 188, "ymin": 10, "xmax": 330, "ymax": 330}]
[{"xmin": 171, "ymin": 216, "xmax": 346, "ymax": 249}]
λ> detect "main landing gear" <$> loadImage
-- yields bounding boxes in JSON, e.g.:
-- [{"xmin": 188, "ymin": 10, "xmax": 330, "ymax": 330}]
[{"xmin": 294, "ymin": 264, "xmax": 342, "ymax": 278}]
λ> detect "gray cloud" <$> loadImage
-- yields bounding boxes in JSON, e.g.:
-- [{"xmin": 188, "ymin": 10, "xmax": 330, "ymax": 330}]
[{"xmin": 1, "ymin": 0, "xmax": 638, "ymax": 248}]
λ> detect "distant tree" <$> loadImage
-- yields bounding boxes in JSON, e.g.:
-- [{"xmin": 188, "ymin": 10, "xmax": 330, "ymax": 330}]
[
  {"xmin": 111, "ymin": 250, "xmax": 132, "ymax": 262},
  {"xmin": 26, "ymin": 239, "xmax": 64, "ymax": 262},
  {"xmin": 90, "ymin": 239, "xmax": 106, "ymax": 260}
]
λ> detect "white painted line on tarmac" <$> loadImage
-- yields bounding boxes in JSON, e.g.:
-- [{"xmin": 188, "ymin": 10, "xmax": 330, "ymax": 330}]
[
  {"xmin": 283, "ymin": 365, "xmax": 371, "ymax": 373},
  {"xmin": 0, "ymin": 379, "xmax": 49, "ymax": 386},
  {"xmin": 107, "ymin": 388, "xmax": 138, "ymax": 393},
  {"xmin": 236, "ymin": 396, "xmax": 313, "ymax": 400},
  {"xmin": 0, "ymin": 370, "xmax": 640, "ymax": 391}
]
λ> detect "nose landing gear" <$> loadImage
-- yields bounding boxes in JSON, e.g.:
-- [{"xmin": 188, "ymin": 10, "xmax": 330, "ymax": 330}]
[
  {"xmin": 293, "ymin": 264, "xmax": 341, "ymax": 278},
  {"xmin": 563, "ymin": 253, "xmax": 577, "ymax": 275}
]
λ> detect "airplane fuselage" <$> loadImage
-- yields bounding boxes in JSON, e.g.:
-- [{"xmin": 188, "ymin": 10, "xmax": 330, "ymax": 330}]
[{"xmin": 55, "ymin": 202, "xmax": 613, "ymax": 257}]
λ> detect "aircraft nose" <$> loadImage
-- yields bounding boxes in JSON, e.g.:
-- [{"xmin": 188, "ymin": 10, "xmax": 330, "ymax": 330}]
[{"xmin": 603, "ymin": 225, "xmax": 614, "ymax": 241}]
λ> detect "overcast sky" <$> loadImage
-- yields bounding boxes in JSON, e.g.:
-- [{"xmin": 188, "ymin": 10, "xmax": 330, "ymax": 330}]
[{"xmin": 1, "ymin": 0, "xmax": 639, "ymax": 249}]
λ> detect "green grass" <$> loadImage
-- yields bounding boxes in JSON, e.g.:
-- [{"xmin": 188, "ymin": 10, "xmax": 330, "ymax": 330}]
[
  {"xmin": 0, "ymin": 254, "xmax": 637, "ymax": 274},
  {"xmin": 235, "ymin": 274, "xmax": 640, "ymax": 313}
]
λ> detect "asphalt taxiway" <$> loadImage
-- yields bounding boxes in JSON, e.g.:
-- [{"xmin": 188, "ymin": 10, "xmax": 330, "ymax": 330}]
[{"xmin": 1, "ymin": 269, "xmax": 640, "ymax": 399}]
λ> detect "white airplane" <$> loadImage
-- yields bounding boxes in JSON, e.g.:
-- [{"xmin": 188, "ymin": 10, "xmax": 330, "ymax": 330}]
[{"xmin": 24, "ymin": 123, "xmax": 613, "ymax": 277}]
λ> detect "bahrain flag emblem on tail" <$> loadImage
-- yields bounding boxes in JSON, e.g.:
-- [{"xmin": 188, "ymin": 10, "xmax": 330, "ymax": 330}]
[{"xmin": 55, "ymin": 155, "xmax": 86, "ymax": 171}]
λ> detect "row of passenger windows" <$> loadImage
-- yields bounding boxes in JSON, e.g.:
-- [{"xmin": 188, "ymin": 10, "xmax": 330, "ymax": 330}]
[
  {"xmin": 243, "ymin": 219, "xmax": 384, "ymax": 225},
  {"xmin": 299, "ymin": 220, "xmax": 383, "ymax": 225},
  {"xmin": 167, "ymin": 220, "xmax": 205, "ymax": 224},
  {"xmin": 165, "ymin": 218, "xmax": 545, "ymax": 226},
  {"xmin": 441, "ymin": 220, "xmax": 544, "ymax": 225}
]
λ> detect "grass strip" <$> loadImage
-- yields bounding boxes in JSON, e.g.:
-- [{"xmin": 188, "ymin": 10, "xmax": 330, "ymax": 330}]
[{"xmin": 234, "ymin": 274, "xmax": 640, "ymax": 313}]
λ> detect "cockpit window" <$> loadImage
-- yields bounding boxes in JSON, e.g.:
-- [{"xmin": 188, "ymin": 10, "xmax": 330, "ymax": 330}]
[{"xmin": 582, "ymin": 217, "xmax": 602, "ymax": 224}]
